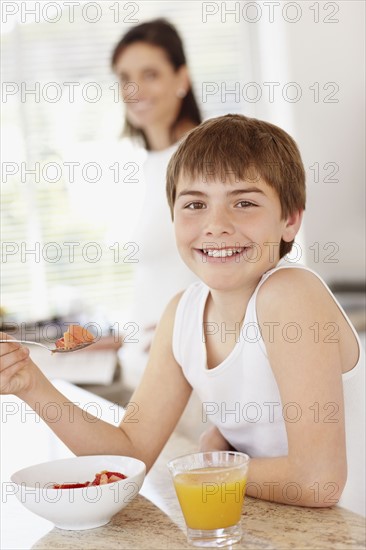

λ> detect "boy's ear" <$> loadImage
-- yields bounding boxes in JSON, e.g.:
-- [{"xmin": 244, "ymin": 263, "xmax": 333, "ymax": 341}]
[{"xmin": 282, "ymin": 210, "xmax": 303, "ymax": 242}]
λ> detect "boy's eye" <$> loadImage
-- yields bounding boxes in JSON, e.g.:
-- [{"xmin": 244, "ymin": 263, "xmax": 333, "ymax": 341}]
[
  {"xmin": 185, "ymin": 202, "xmax": 206, "ymax": 210},
  {"xmin": 236, "ymin": 200, "xmax": 255, "ymax": 208}
]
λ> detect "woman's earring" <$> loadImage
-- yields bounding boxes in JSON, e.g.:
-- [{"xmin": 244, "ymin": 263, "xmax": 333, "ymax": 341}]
[{"xmin": 176, "ymin": 88, "xmax": 187, "ymax": 98}]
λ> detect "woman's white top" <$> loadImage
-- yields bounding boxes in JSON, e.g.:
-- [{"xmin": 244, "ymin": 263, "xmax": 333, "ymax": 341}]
[
  {"xmin": 119, "ymin": 144, "xmax": 197, "ymax": 388},
  {"xmin": 173, "ymin": 259, "xmax": 365, "ymax": 514}
]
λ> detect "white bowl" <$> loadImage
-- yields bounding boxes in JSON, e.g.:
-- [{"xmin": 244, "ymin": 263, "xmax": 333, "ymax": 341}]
[{"xmin": 11, "ymin": 455, "xmax": 146, "ymax": 530}]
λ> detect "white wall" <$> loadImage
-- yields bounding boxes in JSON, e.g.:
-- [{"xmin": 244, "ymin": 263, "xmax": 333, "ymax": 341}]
[{"xmin": 250, "ymin": 0, "xmax": 365, "ymax": 283}]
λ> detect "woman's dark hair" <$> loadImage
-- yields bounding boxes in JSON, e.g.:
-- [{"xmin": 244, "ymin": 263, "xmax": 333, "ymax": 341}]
[{"xmin": 111, "ymin": 18, "xmax": 202, "ymax": 149}]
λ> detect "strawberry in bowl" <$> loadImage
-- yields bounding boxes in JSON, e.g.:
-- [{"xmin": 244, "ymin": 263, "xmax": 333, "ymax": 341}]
[{"xmin": 53, "ymin": 470, "xmax": 127, "ymax": 489}]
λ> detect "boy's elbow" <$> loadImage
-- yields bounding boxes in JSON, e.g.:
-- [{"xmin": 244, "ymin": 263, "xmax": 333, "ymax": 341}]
[{"xmin": 300, "ymin": 466, "xmax": 347, "ymax": 508}]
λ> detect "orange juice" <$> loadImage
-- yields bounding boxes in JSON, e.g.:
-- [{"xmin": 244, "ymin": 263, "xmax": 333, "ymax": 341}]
[{"xmin": 173, "ymin": 466, "xmax": 247, "ymax": 530}]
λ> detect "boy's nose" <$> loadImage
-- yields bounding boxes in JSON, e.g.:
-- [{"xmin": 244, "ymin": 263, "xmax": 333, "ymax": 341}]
[{"xmin": 204, "ymin": 206, "xmax": 235, "ymax": 237}]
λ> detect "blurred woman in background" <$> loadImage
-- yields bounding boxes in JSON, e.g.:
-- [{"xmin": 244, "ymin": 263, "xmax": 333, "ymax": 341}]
[{"xmin": 111, "ymin": 19, "xmax": 202, "ymax": 390}]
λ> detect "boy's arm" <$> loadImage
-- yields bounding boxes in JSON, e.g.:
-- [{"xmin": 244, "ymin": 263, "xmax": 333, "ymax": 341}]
[
  {"xmin": 0, "ymin": 293, "xmax": 192, "ymax": 472},
  {"xmin": 249, "ymin": 268, "xmax": 348, "ymax": 507}
]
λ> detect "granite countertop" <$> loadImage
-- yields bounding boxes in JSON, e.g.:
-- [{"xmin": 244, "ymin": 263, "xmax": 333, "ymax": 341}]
[{"xmin": 33, "ymin": 433, "xmax": 366, "ymax": 550}]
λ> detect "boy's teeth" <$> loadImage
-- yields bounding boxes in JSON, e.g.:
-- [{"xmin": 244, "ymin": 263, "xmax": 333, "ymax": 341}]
[{"xmin": 203, "ymin": 248, "xmax": 243, "ymax": 257}]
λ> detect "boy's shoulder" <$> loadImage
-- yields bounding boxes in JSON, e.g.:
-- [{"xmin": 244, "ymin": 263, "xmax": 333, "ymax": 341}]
[
  {"xmin": 164, "ymin": 290, "xmax": 186, "ymax": 319},
  {"xmin": 259, "ymin": 264, "xmax": 321, "ymax": 292},
  {"xmin": 256, "ymin": 265, "xmax": 336, "ymax": 319},
  {"xmin": 151, "ymin": 290, "xmax": 187, "ymax": 349}
]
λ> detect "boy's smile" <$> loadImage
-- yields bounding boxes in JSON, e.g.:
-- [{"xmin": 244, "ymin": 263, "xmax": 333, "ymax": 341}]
[
  {"xmin": 173, "ymin": 175, "xmax": 301, "ymax": 292},
  {"xmin": 196, "ymin": 244, "xmax": 254, "ymax": 263}
]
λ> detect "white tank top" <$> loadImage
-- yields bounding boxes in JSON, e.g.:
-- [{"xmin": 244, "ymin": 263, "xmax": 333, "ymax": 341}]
[{"xmin": 173, "ymin": 260, "xmax": 365, "ymax": 514}]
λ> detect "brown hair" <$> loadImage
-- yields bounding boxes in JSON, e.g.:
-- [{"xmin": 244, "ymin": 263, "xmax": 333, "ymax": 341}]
[
  {"xmin": 111, "ymin": 18, "xmax": 202, "ymax": 150},
  {"xmin": 166, "ymin": 114, "xmax": 306, "ymax": 257}
]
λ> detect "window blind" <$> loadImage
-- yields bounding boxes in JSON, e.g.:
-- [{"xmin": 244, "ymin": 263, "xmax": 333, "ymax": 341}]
[{"xmin": 1, "ymin": 1, "xmax": 252, "ymax": 324}]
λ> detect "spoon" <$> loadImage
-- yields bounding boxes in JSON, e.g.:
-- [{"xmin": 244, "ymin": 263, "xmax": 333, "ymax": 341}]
[{"xmin": 0, "ymin": 339, "xmax": 94, "ymax": 354}]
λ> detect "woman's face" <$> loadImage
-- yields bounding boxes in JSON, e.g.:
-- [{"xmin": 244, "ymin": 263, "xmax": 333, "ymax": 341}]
[{"xmin": 114, "ymin": 42, "xmax": 188, "ymax": 132}]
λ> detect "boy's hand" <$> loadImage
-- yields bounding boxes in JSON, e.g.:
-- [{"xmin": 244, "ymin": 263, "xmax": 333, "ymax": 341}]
[
  {"xmin": 0, "ymin": 332, "xmax": 35, "ymax": 395},
  {"xmin": 199, "ymin": 425, "xmax": 234, "ymax": 452}
]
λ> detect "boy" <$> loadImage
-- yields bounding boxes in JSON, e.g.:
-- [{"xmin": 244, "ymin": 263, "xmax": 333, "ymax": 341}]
[{"xmin": 0, "ymin": 115, "xmax": 364, "ymax": 509}]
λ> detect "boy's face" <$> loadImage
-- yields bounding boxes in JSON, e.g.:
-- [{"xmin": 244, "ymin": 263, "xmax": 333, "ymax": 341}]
[{"xmin": 173, "ymin": 174, "xmax": 300, "ymax": 292}]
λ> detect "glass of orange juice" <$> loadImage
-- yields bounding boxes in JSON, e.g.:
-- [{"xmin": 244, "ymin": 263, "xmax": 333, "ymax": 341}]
[{"xmin": 167, "ymin": 451, "xmax": 250, "ymax": 547}]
